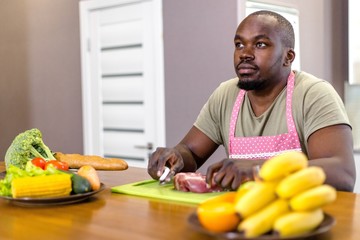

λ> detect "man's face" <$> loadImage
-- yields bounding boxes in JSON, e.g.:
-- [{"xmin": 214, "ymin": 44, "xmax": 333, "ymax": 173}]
[{"xmin": 233, "ymin": 15, "xmax": 286, "ymax": 91}]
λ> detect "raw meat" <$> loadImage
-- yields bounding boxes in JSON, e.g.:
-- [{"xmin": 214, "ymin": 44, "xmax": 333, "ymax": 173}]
[{"xmin": 173, "ymin": 172, "xmax": 223, "ymax": 193}]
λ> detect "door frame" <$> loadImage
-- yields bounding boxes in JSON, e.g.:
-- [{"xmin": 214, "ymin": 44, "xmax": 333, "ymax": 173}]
[{"xmin": 79, "ymin": 0, "xmax": 166, "ymax": 158}]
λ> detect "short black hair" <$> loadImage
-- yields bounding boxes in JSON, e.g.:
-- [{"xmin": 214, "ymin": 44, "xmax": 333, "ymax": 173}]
[{"xmin": 248, "ymin": 10, "xmax": 295, "ymax": 48}]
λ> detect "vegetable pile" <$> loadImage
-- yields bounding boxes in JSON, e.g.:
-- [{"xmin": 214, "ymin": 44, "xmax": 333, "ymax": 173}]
[
  {"xmin": 1, "ymin": 128, "xmax": 101, "ymax": 198},
  {"xmin": 0, "ymin": 161, "xmax": 100, "ymax": 198}
]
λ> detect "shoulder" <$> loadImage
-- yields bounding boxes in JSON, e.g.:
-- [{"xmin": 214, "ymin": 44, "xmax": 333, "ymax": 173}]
[
  {"xmin": 294, "ymin": 71, "xmax": 334, "ymax": 88},
  {"xmin": 295, "ymin": 70, "xmax": 325, "ymax": 85},
  {"xmin": 294, "ymin": 70, "xmax": 339, "ymax": 96},
  {"xmin": 292, "ymin": 70, "xmax": 350, "ymax": 138}
]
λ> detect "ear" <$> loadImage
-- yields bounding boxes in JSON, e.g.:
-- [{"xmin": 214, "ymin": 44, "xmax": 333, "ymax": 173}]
[{"xmin": 284, "ymin": 48, "xmax": 295, "ymax": 66}]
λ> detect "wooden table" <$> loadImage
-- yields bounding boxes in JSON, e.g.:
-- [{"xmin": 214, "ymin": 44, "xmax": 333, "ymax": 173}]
[{"xmin": 0, "ymin": 162, "xmax": 359, "ymax": 240}]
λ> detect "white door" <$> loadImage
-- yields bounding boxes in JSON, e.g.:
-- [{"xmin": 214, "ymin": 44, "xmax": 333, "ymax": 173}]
[{"xmin": 79, "ymin": 0, "xmax": 165, "ymax": 168}]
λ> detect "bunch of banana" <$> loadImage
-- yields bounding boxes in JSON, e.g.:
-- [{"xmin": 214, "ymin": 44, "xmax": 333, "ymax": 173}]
[
  {"xmin": 237, "ymin": 198, "xmax": 290, "ymax": 237},
  {"xmin": 235, "ymin": 180, "xmax": 278, "ymax": 219},
  {"xmin": 259, "ymin": 151, "xmax": 308, "ymax": 181},
  {"xmin": 232, "ymin": 151, "xmax": 337, "ymax": 238}
]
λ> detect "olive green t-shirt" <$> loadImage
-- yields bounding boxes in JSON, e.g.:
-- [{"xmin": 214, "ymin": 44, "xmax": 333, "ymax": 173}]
[{"xmin": 194, "ymin": 71, "xmax": 351, "ymax": 157}]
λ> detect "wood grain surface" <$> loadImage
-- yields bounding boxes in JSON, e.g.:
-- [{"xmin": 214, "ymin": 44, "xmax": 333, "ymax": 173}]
[{"xmin": 0, "ymin": 162, "xmax": 359, "ymax": 240}]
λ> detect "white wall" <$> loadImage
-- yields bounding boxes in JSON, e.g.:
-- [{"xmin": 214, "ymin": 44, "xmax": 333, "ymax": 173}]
[{"xmin": 354, "ymin": 153, "xmax": 360, "ymax": 193}]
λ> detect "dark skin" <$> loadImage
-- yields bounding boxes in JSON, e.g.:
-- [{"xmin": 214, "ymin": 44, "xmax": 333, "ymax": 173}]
[{"xmin": 148, "ymin": 14, "xmax": 356, "ymax": 192}]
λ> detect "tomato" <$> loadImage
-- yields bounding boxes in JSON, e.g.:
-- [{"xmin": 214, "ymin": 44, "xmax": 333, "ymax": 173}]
[
  {"xmin": 45, "ymin": 160, "xmax": 69, "ymax": 171},
  {"xmin": 31, "ymin": 157, "xmax": 46, "ymax": 169}
]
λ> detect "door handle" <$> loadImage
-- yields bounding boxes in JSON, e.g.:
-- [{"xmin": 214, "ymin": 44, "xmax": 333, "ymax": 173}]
[{"xmin": 134, "ymin": 142, "xmax": 153, "ymax": 150}]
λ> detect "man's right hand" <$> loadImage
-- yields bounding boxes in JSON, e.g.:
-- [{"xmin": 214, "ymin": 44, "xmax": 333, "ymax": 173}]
[{"xmin": 147, "ymin": 147, "xmax": 185, "ymax": 181}]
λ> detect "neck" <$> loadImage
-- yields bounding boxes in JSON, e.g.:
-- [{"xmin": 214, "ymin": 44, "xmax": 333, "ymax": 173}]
[{"xmin": 247, "ymin": 71, "xmax": 291, "ymax": 117}]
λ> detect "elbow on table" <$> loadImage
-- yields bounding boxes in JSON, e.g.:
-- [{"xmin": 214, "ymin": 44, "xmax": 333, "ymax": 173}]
[{"xmin": 333, "ymin": 171, "xmax": 356, "ymax": 192}]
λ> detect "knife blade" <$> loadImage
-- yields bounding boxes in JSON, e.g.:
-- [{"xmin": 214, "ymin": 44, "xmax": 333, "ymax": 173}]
[{"xmin": 159, "ymin": 167, "xmax": 172, "ymax": 185}]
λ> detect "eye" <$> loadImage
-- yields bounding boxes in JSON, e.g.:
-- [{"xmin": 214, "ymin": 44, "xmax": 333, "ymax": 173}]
[
  {"xmin": 255, "ymin": 42, "xmax": 267, "ymax": 48},
  {"xmin": 235, "ymin": 42, "xmax": 244, "ymax": 49}
]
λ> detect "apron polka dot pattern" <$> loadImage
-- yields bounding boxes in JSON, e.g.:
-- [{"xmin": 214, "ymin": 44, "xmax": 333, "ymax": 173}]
[{"xmin": 229, "ymin": 71, "xmax": 302, "ymax": 160}]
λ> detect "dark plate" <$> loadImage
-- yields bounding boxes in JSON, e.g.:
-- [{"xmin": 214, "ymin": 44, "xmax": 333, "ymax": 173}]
[
  {"xmin": 188, "ymin": 212, "xmax": 335, "ymax": 240},
  {"xmin": 0, "ymin": 183, "xmax": 106, "ymax": 207}
]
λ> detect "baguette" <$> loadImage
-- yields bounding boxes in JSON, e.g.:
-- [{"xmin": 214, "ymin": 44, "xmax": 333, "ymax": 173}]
[{"xmin": 55, "ymin": 152, "xmax": 128, "ymax": 170}]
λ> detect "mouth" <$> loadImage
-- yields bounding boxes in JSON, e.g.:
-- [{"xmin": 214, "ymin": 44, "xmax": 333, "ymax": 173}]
[{"xmin": 236, "ymin": 63, "xmax": 258, "ymax": 75}]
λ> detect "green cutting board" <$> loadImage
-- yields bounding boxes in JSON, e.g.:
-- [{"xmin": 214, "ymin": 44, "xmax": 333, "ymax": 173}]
[{"xmin": 111, "ymin": 179, "xmax": 227, "ymax": 205}]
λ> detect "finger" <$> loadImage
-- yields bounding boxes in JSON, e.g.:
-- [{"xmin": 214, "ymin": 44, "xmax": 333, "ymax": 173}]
[
  {"xmin": 231, "ymin": 171, "xmax": 242, "ymax": 190},
  {"xmin": 168, "ymin": 152, "xmax": 184, "ymax": 174},
  {"xmin": 213, "ymin": 160, "xmax": 239, "ymax": 190},
  {"xmin": 157, "ymin": 148, "xmax": 182, "ymax": 177},
  {"xmin": 149, "ymin": 148, "xmax": 170, "ymax": 178},
  {"xmin": 206, "ymin": 161, "xmax": 223, "ymax": 186},
  {"xmin": 157, "ymin": 153, "xmax": 169, "ymax": 177},
  {"xmin": 156, "ymin": 148, "xmax": 171, "ymax": 177},
  {"xmin": 147, "ymin": 151, "xmax": 161, "ymax": 179},
  {"xmin": 213, "ymin": 159, "xmax": 234, "ymax": 185},
  {"xmin": 160, "ymin": 151, "xmax": 182, "ymax": 182},
  {"xmin": 218, "ymin": 170, "xmax": 235, "ymax": 189},
  {"xmin": 214, "ymin": 169, "xmax": 227, "ymax": 185},
  {"xmin": 165, "ymin": 169, "xmax": 176, "ymax": 182},
  {"xmin": 164, "ymin": 149, "xmax": 184, "ymax": 176}
]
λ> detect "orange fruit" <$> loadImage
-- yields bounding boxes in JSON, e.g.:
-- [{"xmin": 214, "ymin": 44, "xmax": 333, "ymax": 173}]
[
  {"xmin": 197, "ymin": 192, "xmax": 240, "ymax": 233},
  {"xmin": 201, "ymin": 191, "xmax": 237, "ymax": 205}
]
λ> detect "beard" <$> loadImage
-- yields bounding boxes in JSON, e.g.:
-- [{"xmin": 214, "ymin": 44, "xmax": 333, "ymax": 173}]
[{"xmin": 237, "ymin": 77, "xmax": 265, "ymax": 90}]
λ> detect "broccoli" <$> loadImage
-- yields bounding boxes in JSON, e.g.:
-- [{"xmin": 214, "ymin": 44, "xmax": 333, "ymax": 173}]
[{"xmin": 4, "ymin": 128, "xmax": 56, "ymax": 170}]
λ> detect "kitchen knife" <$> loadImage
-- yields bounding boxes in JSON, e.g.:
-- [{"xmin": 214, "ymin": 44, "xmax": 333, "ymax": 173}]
[{"xmin": 159, "ymin": 167, "xmax": 173, "ymax": 184}]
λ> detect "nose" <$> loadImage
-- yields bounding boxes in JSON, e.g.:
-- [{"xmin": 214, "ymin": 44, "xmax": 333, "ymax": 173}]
[{"xmin": 239, "ymin": 46, "xmax": 254, "ymax": 61}]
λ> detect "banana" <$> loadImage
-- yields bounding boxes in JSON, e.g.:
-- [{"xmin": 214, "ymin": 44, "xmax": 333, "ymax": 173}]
[
  {"xmin": 259, "ymin": 151, "xmax": 308, "ymax": 181},
  {"xmin": 238, "ymin": 198, "xmax": 290, "ymax": 238},
  {"xmin": 273, "ymin": 208, "xmax": 324, "ymax": 237},
  {"xmin": 276, "ymin": 166, "xmax": 326, "ymax": 199},
  {"xmin": 235, "ymin": 181, "xmax": 278, "ymax": 219},
  {"xmin": 290, "ymin": 184, "xmax": 337, "ymax": 211},
  {"xmin": 235, "ymin": 181, "xmax": 256, "ymax": 203}
]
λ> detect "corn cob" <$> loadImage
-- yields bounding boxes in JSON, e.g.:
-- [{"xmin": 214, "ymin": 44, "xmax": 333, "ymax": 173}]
[{"xmin": 11, "ymin": 174, "xmax": 72, "ymax": 198}]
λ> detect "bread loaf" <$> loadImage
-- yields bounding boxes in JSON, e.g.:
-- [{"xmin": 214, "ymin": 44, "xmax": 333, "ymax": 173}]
[{"xmin": 55, "ymin": 152, "xmax": 128, "ymax": 170}]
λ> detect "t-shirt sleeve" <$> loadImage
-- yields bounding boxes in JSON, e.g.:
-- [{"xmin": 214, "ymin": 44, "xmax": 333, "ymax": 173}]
[{"xmin": 303, "ymin": 80, "xmax": 351, "ymax": 140}]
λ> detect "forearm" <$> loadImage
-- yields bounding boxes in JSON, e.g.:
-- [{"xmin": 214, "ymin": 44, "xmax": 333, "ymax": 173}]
[
  {"xmin": 306, "ymin": 125, "xmax": 356, "ymax": 192},
  {"xmin": 174, "ymin": 126, "xmax": 219, "ymax": 172},
  {"xmin": 174, "ymin": 143, "xmax": 198, "ymax": 172},
  {"xmin": 308, "ymin": 157, "xmax": 356, "ymax": 192}
]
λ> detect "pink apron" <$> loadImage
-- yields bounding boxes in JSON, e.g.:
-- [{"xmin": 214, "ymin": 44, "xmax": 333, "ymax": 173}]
[{"xmin": 228, "ymin": 71, "xmax": 302, "ymax": 160}]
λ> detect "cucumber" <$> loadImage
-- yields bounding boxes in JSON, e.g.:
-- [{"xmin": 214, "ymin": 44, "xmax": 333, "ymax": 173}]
[{"xmin": 71, "ymin": 173, "xmax": 92, "ymax": 194}]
